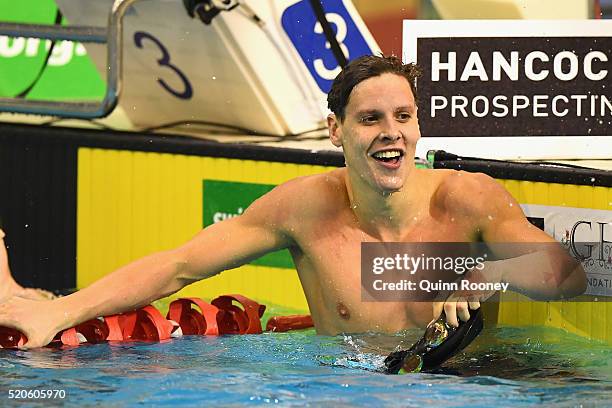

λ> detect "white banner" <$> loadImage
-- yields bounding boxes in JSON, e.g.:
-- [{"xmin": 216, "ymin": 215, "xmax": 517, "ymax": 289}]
[{"xmin": 522, "ymin": 204, "xmax": 612, "ymax": 297}]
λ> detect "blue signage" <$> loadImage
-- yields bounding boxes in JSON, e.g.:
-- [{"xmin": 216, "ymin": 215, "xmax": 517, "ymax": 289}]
[{"xmin": 281, "ymin": 0, "xmax": 374, "ymax": 93}]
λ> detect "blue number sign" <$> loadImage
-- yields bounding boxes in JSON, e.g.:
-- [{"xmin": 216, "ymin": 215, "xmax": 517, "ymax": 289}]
[{"xmin": 281, "ymin": 0, "xmax": 374, "ymax": 93}]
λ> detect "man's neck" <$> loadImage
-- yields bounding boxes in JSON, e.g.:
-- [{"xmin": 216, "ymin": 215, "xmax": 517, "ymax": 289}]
[{"xmin": 344, "ymin": 169, "xmax": 425, "ymax": 241}]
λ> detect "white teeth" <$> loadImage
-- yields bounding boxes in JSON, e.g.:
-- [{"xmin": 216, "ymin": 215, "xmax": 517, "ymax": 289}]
[{"xmin": 373, "ymin": 150, "xmax": 401, "ymax": 159}]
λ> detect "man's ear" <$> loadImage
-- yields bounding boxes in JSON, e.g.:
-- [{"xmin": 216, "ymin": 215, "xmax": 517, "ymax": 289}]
[
  {"xmin": 327, "ymin": 114, "xmax": 343, "ymax": 148},
  {"xmin": 415, "ymin": 107, "xmax": 422, "ymax": 141}
]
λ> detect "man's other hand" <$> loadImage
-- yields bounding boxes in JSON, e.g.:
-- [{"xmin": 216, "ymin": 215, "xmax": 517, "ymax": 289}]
[{"xmin": 0, "ymin": 296, "xmax": 60, "ymax": 349}]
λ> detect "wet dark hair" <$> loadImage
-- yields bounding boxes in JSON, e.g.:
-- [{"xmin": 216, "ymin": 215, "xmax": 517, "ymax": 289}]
[{"xmin": 327, "ymin": 55, "xmax": 421, "ymax": 122}]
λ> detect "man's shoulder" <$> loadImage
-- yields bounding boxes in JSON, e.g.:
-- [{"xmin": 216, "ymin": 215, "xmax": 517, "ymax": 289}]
[
  {"xmin": 436, "ymin": 168, "xmax": 499, "ymax": 193},
  {"xmin": 270, "ymin": 168, "xmax": 344, "ymax": 198},
  {"xmin": 251, "ymin": 168, "xmax": 347, "ymax": 217},
  {"xmin": 432, "ymin": 169, "xmax": 514, "ymax": 217},
  {"xmin": 278, "ymin": 167, "xmax": 344, "ymax": 189}
]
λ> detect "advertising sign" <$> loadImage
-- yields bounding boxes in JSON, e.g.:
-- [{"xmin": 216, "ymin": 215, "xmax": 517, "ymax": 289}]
[
  {"xmin": 0, "ymin": 0, "xmax": 104, "ymax": 101},
  {"xmin": 403, "ymin": 20, "xmax": 612, "ymax": 159},
  {"xmin": 203, "ymin": 180, "xmax": 294, "ymax": 269},
  {"xmin": 522, "ymin": 204, "xmax": 612, "ymax": 297}
]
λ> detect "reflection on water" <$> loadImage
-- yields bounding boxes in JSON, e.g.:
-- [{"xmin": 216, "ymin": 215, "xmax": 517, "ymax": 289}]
[{"xmin": 0, "ymin": 327, "xmax": 610, "ymax": 407}]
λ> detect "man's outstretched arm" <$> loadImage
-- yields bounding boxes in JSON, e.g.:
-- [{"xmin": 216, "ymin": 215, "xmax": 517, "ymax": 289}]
[{"xmin": 0, "ymin": 185, "xmax": 295, "ymax": 348}]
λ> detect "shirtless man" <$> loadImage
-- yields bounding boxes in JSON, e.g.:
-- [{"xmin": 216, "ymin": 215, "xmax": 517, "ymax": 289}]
[{"xmin": 0, "ymin": 55, "xmax": 586, "ymax": 348}]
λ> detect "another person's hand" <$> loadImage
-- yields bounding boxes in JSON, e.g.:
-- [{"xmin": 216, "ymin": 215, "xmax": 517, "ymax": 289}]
[{"xmin": 0, "ymin": 296, "xmax": 61, "ymax": 349}]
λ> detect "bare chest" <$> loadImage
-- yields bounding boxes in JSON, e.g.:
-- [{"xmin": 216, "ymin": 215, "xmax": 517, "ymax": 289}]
[{"xmin": 291, "ymin": 213, "xmax": 476, "ymax": 334}]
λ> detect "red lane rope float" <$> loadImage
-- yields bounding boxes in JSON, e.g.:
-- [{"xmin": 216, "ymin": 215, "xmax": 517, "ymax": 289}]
[
  {"xmin": 0, "ymin": 295, "xmax": 315, "ymax": 349},
  {"xmin": 58, "ymin": 318, "xmax": 110, "ymax": 346},
  {"xmin": 167, "ymin": 297, "xmax": 220, "ymax": 335},
  {"xmin": 105, "ymin": 305, "xmax": 173, "ymax": 342},
  {"xmin": 212, "ymin": 294, "xmax": 266, "ymax": 334},
  {"xmin": 266, "ymin": 315, "xmax": 314, "ymax": 332},
  {"xmin": 0, "ymin": 326, "xmax": 27, "ymax": 348}
]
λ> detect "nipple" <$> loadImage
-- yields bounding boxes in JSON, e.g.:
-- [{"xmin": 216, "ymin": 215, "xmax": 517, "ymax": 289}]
[{"xmin": 336, "ymin": 302, "xmax": 351, "ymax": 320}]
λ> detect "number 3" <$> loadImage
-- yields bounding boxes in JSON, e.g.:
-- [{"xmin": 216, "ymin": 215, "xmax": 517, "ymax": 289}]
[
  {"xmin": 133, "ymin": 31, "xmax": 193, "ymax": 100},
  {"xmin": 313, "ymin": 13, "xmax": 349, "ymax": 80}
]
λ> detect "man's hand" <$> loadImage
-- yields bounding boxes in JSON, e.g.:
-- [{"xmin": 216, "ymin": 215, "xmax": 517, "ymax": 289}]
[
  {"xmin": 431, "ymin": 262, "xmax": 503, "ymax": 327},
  {"xmin": 432, "ymin": 296, "xmax": 481, "ymax": 328},
  {"xmin": 0, "ymin": 296, "xmax": 61, "ymax": 349}
]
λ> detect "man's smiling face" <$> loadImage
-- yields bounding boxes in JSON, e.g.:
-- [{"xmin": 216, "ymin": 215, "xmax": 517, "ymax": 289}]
[{"xmin": 329, "ymin": 73, "xmax": 421, "ymax": 195}]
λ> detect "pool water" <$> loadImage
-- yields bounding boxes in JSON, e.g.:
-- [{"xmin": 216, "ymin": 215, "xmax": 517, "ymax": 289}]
[{"xmin": 1, "ymin": 326, "xmax": 610, "ymax": 407}]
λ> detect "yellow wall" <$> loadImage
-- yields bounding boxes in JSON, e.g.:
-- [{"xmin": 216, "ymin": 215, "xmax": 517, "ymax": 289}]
[{"xmin": 77, "ymin": 147, "xmax": 611, "ymax": 342}]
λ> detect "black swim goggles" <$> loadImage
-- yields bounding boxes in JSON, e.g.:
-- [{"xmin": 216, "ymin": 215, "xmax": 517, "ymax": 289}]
[{"xmin": 384, "ymin": 308, "xmax": 483, "ymax": 374}]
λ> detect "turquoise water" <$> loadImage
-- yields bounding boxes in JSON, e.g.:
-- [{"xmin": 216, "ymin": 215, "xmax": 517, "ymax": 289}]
[{"xmin": 1, "ymin": 326, "xmax": 610, "ymax": 407}]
